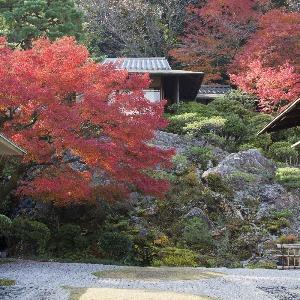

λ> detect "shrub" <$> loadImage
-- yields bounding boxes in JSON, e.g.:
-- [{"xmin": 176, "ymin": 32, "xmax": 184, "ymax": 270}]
[
  {"xmin": 12, "ymin": 218, "xmax": 50, "ymax": 254},
  {"xmin": 172, "ymin": 154, "xmax": 190, "ymax": 175},
  {"xmin": 187, "ymin": 146, "xmax": 216, "ymax": 170},
  {"xmin": 275, "ymin": 167, "xmax": 300, "ymax": 189},
  {"xmin": 57, "ymin": 224, "xmax": 88, "ymax": 252},
  {"xmin": 184, "ymin": 116, "xmax": 226, "ymax": 136},
  {"xmin": 128, "ymin": 235, "xmax": 157, "ymax": 266},
  {"xmin": 268, "ymin": 142, "xmax": 298, "ymax": 163},
  {"xmin": 247, "ymin": 260, "xmax": 277, "ymax": 269},
  {"xmin": 278, "ymin": 234, "xmax": 298, "ymax": 244},
  {"xmin": 205, "ymin": 173, "xmax": 233, "ymax": 196},
  {"xmin": 263, "ymin": 210, "xmax": 292, "ymax": 234},
  {"xmin": 183, "ymin": 217, "xmax": 213, "ymax": 251},
  {"xmin": 98, "ymin": 231, "xmax": 132, "ymax": 261},
  {"xmin": 153, "ymin": 247, "xmax": 198, "ymax": 267},
  {"xmin": 0, "ymin": 214, "xmax": 12, "ymax": 237}
]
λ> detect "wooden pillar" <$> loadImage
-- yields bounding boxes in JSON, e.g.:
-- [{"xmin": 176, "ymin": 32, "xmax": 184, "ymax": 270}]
[
  {"xmin": 160, "ymin": 76, "xmax": 164, "ymax": 100},
  {"xmin": 175, "ymin": 76, "xmax": 180, "ymax": 104}
]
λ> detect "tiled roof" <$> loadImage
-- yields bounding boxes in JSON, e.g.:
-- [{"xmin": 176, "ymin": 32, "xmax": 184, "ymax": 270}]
[
  {"xmin": 103, "ymin": 57, "xmax": 171, "ymax": 71},
  {"xmin": 198, "ymin": 85, "xmax": 232, "ymax": 95}
]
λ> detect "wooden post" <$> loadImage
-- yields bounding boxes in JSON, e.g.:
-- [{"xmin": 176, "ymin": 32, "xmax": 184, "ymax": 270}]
[{"xmin": 175, "ymin": 76, "xmax": 180, "ymax": 104}]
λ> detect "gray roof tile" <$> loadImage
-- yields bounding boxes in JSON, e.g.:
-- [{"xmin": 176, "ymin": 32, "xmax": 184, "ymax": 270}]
[
  {"xmin": 198, "ymin": 85, "xmax": 232, "ymax": 95},
  {"xmin": 103, "ymin": 57, "xmax": 171, "ymax": 71}
]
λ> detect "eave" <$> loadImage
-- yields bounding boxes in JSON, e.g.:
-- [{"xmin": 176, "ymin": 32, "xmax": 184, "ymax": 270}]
[{"xmin": 0, "ymin": 134, "xmax": 26, "ymax": 156}]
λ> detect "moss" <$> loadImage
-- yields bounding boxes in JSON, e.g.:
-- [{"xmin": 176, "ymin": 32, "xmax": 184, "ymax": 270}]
[
  {"xmin": 0, "ymin": 278, "xmax": 15, "ymax": 286},
  {"xmin": 93, "ymin": 266, "xmax": 223, "ymax": 281}
]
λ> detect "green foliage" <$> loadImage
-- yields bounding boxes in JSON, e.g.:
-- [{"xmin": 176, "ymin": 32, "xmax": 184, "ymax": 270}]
[
  {"xmin": 130, "ymin": 239, "xmax": 157, "ymax": 266},
  {"xmin": 165, "ymin": 92, "xmax": 297, "ymax": 156},
  {"xmin": 172, "ymin": 154, "xmax": 190, "ymax": 175},
  {"xmin": 183, "ymin": 218, "xmax": 213, "ymax": 251},
  {"xmin": 153, "ymin": 247, "xmax": 198, "ymax": 267},
  {"xmin": 0, "ymin": 0, "xmax": 84, "ymax": 48},
  {"xmin": 275, "ymin": 167, "xmax": 300, "ymax": 189},
  {"xmin": 0, "ymin": 158, "xmax": 23, "ymax": 214},
  {"xmin": 186, "ymin": 146, "xmax": 216, "ymax": 170},
  {"xmin": 56, "ymin": 224, "xmax": 88, "ymax": 252},
  {"xmin": 263, "ymin": 210, "xmax": 292, "ymax": 234},
  {"xmin": 98, "ymin": 231, "xmax": 132, "ymax": 260},
  {"xmin": 12, "ymin": 217, "xmax": 50, "ymax": 254},
  {"xmin": 268, "ymin": 142, "xmax": 299, "ymax": 163},
  {"xmin": 277, "ymin": 234, "xmax": 298, "ymax": 244},
  {"xmin": 247, "ymin": 261, "xmax": 277, "ymax": 269},
  {"xmin": 184, "ymin": 116, "xmax": 226, "ymax": 137},
  {"xmin": 0, "ymin": 214, "xmax": 12, "ymax": 236},
  {"xmin": 205, "ymin": 173, "xmax": 232, "ymax": 196}
]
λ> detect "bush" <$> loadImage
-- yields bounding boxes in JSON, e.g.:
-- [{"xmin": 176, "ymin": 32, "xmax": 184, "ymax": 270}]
[
  {"xmin": 165, "ymin": 94, "xmax": 297, "ymax": 156},
  {"xmin": 205, "ymin": 173, "xmax": 233, "ymax": 196},
  {"xmin": 278, "ymin": 234, "xmax": 298, "ymax": 244},
  {"xmin": 56, "ymin": 224, "xmax": 88, "ymax": 252},
  {"xmin": 263, "ymin": 210, "xmax": 292, "ymax": 234},
  {"xmin": 98, "ymin": 231, "xmax": 132, "ymax": 261},
  {"xmin": 275, "ymin": 167, "xmax": 300, "ymax": 189},
  {"xmin": 153, "ymin": 247, "xmax": 198, "ymax": 267},
  {"xmin": 247, "ymin": 260, "xmax": 277, "ymax": 269},
  {"xmin": 0, "ymin": 214, "xmax": 12, "ymax": 237},
  {"xmin": 12, "ymin": 218, "xmax": 50, "ymax": 254},
  {"xmin": 183, "ymin": 217, "xmax": 213, "ymax": 251},
  {"xmin": 184, "ymin": 116, "xmax": 226, "ymax": 136},
  {"xmin": 172, "ymin": 154, "xmax": 190, "ymax": 175},
  {"xmin": 268, "ymin": 142, "xmax": 299, "ymax": 163},
  {"xmin": 187, "ymin": 146, "xmax": 216, "ymax": 169}
]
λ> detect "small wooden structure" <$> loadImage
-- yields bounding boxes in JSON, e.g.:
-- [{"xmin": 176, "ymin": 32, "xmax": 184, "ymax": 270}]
[
  {"xmin": 196, "ymin": 85, "xmax": 232, "ymax": 104},
  {"xmin": 276, "ymin": 244, "xmax": 300, "ymax": 269},
  {"xmin": 103, "ymin": 57, "xmax": 204, "ymax": 105},
  {"xmin": 258, "ymin": 98, "xmax": 300, "ymax": 148}
]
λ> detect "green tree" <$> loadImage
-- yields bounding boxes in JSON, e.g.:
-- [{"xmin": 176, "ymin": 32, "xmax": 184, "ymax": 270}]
[{"xmin": 0, "ymin": 0, "xmax": 84, "ymax": 49}]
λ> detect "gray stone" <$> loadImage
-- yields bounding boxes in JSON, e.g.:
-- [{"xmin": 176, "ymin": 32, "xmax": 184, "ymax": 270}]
[
  {"xmin": 202, "ymin": 149, "xmax": 276, "ymax": 188},
  {"xmin": 184, "ymin": 207, "xmax": 214, "ymax": 228}
]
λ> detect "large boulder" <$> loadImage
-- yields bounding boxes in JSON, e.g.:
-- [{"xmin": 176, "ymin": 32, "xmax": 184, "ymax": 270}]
[
  {"xmin": 202, "ymin": 149, "xmax": 300, "ymax": 234},
  {"xmin": 202, "ymin": 149, "xmax": 276, "ymax": 189}
]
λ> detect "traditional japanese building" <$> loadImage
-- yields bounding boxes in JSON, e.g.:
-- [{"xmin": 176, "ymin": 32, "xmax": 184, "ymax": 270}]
[
  {"xmin": 258, "ymin": 98, "xmax": 300, "ymax": 147},
  {"xmin": 196, "ymin": 85, "xmax": 232, "ymax": 104},
  {"xmin": 103, "ymin": 57, "xmax": 204, "ymax": 105}
]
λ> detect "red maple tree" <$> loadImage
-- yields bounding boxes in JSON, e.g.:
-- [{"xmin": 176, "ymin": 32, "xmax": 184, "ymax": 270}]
[
  {"xmin": 230, "ymin": 9, "xmax": 300, "ymax": 111},
  {"xmin": 0, "ymin": 37, "xmax": 173, "ymax": 205},
  {"xmin": 170, "ymin": 0, "xmax": 265, "ymax": 82}
]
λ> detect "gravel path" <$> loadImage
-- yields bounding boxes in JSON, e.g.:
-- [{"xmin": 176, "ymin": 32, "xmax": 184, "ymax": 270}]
[{"xmin": 0, "ymin": 260, "xmax": 300, "ymax": 300}]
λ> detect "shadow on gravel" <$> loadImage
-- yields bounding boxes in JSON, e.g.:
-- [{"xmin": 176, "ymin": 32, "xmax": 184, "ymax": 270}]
[{"xmin": 93, "ymin": 266, "xmax": 224, "ymax": 281}]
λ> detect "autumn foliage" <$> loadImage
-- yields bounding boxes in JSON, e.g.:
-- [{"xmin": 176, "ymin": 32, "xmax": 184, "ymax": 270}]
[
  {"xmin": 0, "ymin": 37, "xmax": 173, "ymax": 205},
  {"xmin": 172, "ymin": 1, "xmax": 300, "ymax": 111},
  {"xmin": 230, "ymin": 9, "xmax": 300, "ymax": 111},
  {"xmin": 170, "ymin": 0, "xmax": 263, "ymax": 82}
]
